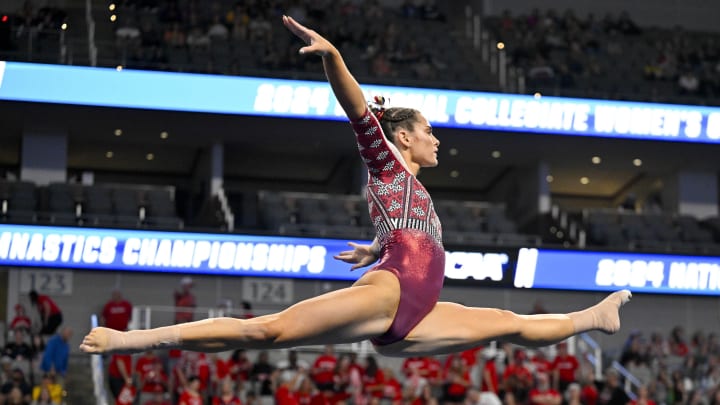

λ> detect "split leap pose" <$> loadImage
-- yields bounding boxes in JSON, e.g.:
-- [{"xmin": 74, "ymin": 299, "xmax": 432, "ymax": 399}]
[{"xmin": 80, "ymin": 16, "xmax": 631, "ymax": 357}]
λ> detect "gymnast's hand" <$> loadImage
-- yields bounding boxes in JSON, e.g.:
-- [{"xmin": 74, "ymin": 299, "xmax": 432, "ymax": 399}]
[
  {"xmin": 334, "ymin": 242, "xmax": 378, "ymax": 270},
  {"xmin": 282, "ymin": 15, "xmax": 337, "ymax": 57}
]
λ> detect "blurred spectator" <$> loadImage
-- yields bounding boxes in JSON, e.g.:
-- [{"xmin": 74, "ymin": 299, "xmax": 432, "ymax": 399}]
[
  {"xmin": 28, "ymin": 291, "xmax": 63, "ymax": 338},
  {"xmin": 227, "ymin": 349, "xmax": 252, "ymax": 385},
  {"xmin": 564, "ymin": 382, "xmax": 582, "ymax": 405},
  {"xmin": 39, "ymin": 327, "xmax": 72, "ymax": 379},
  {"xmin": 678, "ymin": 70, "xmax": 700, "ymax": 94},
  {"xmin": 101, "ymin": 288, "xmax": 133, "ymax": 331},
  {"xmin": 212, "ymin": 378, "xmax": 242, "ymax": 405},
  {"xmin": 9, "ymin": 304, "xmax": 32, "ymax": 334},
  {"xmin": 240, "ymin": 301, "xmax": 255, "ymax": 319},
  {"xmin": 277, "ymin": 350, "xmax": 309, "ymax": 385},
  {"xmin": 551, "ymin": 342, "xmax": 578, "ymax": 393},
  {"xmin": 311, "ymin": 345, "xmax": 336, "ymax": 394},
  {"xmin": 178, "ymin": 375, "xmax": 203, "ymax": 405},
  {"xmin": 442, "ymin": 355, "xmax": 470, "ymax": 405},
  {"xmin": 30, "ymin": 374, "xmax": 62, "ymax": 405},
  {"xmin": 115, "ymin": 380, "xmax": 137, "ymax": 405},
  {"xmin": 136, "ymin": 351, "xmax": 168, "ymax": 404},
  {"xmin": 3, "ymin": 330, "xmax": 36, "ymax": 366},
  {"xmin": 186, "ymin": 26, "xmax": 210, "ymax": 49},
  {"xmin": 597, "ymin": 369, "xmax": 629, "ymax": 405},
  {"xmin": 174, "ymin": 352, "xmax": 211, "ymax": 401},
  {"xmin": 0, "ymin": 368, "xmax": 32, "ymax": 404},
  {"xmin": 629, "ymin": 385, "xmax": 656, "ymax": 405},
  {"xmin": 363, "ymin": 355, "xmax": 385, "ymax": 402},
  {"xmin": 5, "ymin": 386, "xmax": 30, "ymax": 405},
  {"xmin": 249, "ymin": 351, "xmax": 275, "ymax": 404},
  {"xmin": 108, "ymin": 353, "xmax": 133, "ymax": 401},
  {"xmin": 207, "ymin": 15, "xmax": 229, "ymax": 41},
  {"xmin": 164, "ymin": 22, "xmax": 186, "ymax": 47},
  {"xmin": 529, "ymin": 372, "xmax": 561, "ymax": 405},
  {"xmin": 174, "ymin": 277, "xmax": 196, "ymax": 324},
  {"xmin": 380, "ymin": 368, "xmax": 403, "ymax": 404},
  {"xmin": 30, "ymin": 384, "xmax": 59, "ymax": 405},
  {"xmin": 480, "ymin": 348, "xmax": 500, "ymax": 396}
]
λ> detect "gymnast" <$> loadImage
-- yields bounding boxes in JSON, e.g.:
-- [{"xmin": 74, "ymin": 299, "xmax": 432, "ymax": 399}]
[{"xmin": 80, "ymin": 16, "xmax": 631, "ymax": 357}]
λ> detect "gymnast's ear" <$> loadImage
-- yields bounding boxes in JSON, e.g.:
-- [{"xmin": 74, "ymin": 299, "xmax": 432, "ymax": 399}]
[{"xmin": 395, "ymin": 129, "xmax": 413, "ymax": 148}]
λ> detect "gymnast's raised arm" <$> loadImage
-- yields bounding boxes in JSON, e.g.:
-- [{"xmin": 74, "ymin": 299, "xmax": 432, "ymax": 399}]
[{"xmin": 282, "ymin": 15, "xmax": 366, "ymax": 120}]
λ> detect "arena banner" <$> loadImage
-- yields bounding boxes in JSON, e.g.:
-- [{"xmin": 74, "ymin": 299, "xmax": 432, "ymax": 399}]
[
  {"xmin": 1, "ymin": 61, "xmax": 719, "ymax": 143},
  {"xmin": 1, "ymin": 224, "xmax": 719, "ymax": 295},
  {"xmin": 514, "ymin": 248, "xmax": 720, "ymax": 296}
]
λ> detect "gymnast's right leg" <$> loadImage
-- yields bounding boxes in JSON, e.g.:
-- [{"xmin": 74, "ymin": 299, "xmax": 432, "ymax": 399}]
[{"xmin": 80, "ymin": 271, "xmax": 401, "ymax": 354}]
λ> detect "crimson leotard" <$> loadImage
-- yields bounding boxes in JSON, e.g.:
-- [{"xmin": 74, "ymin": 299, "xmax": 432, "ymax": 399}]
[{"xmin": 350, "ymin": 110, "xmax": 445, "ymax": 346}]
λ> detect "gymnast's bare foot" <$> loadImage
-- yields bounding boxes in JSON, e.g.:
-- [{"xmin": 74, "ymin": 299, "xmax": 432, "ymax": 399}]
[
  {"xmin": 569, "ymin": 289, "xmax": 631, "ymax": 334},
  {"xmin": 79, "ymin": 327, "xmax": 119, "ymax": 354},
  {"xmin": 595, "ymin": 289, "xmax": 632, "ymax": 334}
]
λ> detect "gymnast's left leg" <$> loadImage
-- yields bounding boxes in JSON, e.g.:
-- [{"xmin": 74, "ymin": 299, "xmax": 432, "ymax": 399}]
[{"xmin": 375, "ymin": 290, "xmax": 631, "ymax": 357}]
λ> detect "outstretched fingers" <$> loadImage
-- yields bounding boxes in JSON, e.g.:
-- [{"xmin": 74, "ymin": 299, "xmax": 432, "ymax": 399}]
[{"xmin": 282, "ymin": 15, "xmax": 330, "ymax": 56}]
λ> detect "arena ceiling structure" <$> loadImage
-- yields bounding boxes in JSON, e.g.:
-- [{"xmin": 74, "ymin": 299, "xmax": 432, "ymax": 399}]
[{"xmin": 2, "ymin": 98, "xmax": 719, "ymax": 206}]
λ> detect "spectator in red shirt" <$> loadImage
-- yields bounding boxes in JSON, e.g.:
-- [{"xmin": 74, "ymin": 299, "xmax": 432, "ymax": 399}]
[
  {"xmin": 480, "ymin": 349, "xmax": 499, "ymax": 395},
  {"xmin": 380, "ymin": 368, "xmax": 403, "ymax": 405},
  {"xmin": 101, "ymin": 289, "xmax": 133, "ymax": 331},
  {"xmin": 178, "ymin": 376, "xmax": 203, "ymax": 405},
  {"xmin": 628, "ymin": 385, "xmax": 655, "ymax": 405},
  {"xmin": 551, "ymin": 342, "xmax": 579, "ymax": 393},
  {"xmin": 227, "ymin": 349, "xmax": 252, "ymax": 385},
  {"xmin": 115, "ymin": 380, "xmax": 137, "ymax": 405},
  {"xmin": 529, "ymin": 373, "xmax": 561, "ymax": 405},
  {"xmin": 311, "ymin": 345, "xmax": 337, "ymax": 393},
  {"xmin": 362, "ymin": 355, "xmax": 385, "ymax": 402},
  {"xmin": 9, "ymin": 304, "xmax": 32, "ymax": 334},
  {"xmin": 108, "ymin": 353, "xmax": 133, "ymax": 400},
  {"xmin": 402, "ymin": 357, "xmax": 427, "ymax": 379},
  {"xmin": 212, "ymin": 378, "xmax": 243, "ymax": 405},
  {"xmin": 442, "ymin": 356, "xmax": 470, "ymax": 404},
  {"xmin": 29, "ymin": 290, "xmax": 62, "ymax": 337},
  {"xmin": 531, "ymin": 350, "xmax": 552, "ymax": 375},
  {"xmin": 135, "ymin": 351, "xmax": 167, "ymax": 404},
  {"xmin": 579, "ymin": 371, "xmax": 598, "ymax": 405},
  {"xmin": 174, "ymin": 277, "xmax": 196, "ymax": 324},
  {"xmin": 503, "ymin": 349, "xmax": 534, "ymax": 400}
]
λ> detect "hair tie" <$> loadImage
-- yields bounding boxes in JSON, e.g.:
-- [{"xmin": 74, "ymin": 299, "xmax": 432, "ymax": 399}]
[{"xmin": 370, "ymin": 95, "xmax": 388, "ymax": 121}]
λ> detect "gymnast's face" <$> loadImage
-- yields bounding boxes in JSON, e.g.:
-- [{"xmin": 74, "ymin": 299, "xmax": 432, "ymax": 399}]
[{"xmin": 399, "ymin": 113, "xmax": 440, "ymax": 168}]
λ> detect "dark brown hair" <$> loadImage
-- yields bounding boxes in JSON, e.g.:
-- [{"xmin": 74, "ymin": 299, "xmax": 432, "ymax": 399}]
[{"xmin": 369, "ymin": 96, "xmax": 421, "ymax": 143}]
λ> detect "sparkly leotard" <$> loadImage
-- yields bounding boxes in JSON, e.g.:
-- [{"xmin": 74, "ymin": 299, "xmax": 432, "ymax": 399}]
[{"xmin": 350, "ymin": 110, "xmax": 445, "ymax": 346}]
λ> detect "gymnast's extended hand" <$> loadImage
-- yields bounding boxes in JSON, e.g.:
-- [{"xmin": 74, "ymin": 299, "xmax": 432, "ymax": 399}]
[
  {"xmin": 334, "ymin": 242, "xmax": 379, "ymax": 270},
  {"xmin": 282, "ymin": 15, "xmax": 335, "ymax": 57}
]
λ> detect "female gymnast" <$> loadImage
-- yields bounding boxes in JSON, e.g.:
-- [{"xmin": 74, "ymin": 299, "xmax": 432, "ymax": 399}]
[{"xmin": 80, "ymin": 16, "xmax": 631, "ymax": 357}]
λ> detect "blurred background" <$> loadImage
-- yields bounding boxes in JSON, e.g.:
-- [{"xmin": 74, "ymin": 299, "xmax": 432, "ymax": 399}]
[{"xmin": 0, "ymin": 0, "xmax": 719, "ymax": 404}]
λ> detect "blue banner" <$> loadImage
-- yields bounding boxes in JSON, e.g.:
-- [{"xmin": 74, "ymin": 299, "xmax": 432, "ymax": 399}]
[
  {"xmin": 514, "ymin": 248, "xmax": 720, "ymax": 296},
  {"xmin": 1, "ymin": 61, "xmax": 719, "ymax": 143}
]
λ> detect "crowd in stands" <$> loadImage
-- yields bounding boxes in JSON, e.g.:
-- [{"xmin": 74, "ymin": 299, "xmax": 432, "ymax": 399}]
[
  {"xmin": 2, "ymin": 292, "xmax": 70, "ymax": 405},
  {"xmin": 96, "ymin": 322, "xmax": 720, "ymax": 405},
  {"xmin": 110, "ymin": 0, "xmax": 457, "ymax": 86},
  {"xmin": 486, "ymin": 9, "xmax": 720, "ymax": 105}
]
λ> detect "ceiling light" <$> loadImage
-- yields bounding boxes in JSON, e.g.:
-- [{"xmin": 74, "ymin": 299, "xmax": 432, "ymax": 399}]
[
  {"xmin": 546, "ymin": 175, "xmax": 554, "ymax": 183},
  {"xmin": 591, "ymin": 156, "xmax": 601, "ymax": 164},
  {"xmin": 114, "ymin": 129, "xmax": 122, "ymax": 136},
  {"xmin": 491, "ymin": 150, "xmax": 501, "ymax": 158},
  {"xmin": 109, "ymin": 4, "xmax": 116, "ymax": 11},
  {"xmin": 450, "ymin": 170, "xmax": 460, "ymax": 178},
  {"xmin": 105, "ymin": 151, "xmax": 113, "ymax": 158},
  {"xmin": 534, "ymin": 92, "xmax": 542, "ymax": 99},
  {"xmin": 160, "ymin": 131, "xmax": 169, "ymax": 139},
  {"xmin": 496, "ymin": 42, "xmax": 505, "ymax": 50},
  {"xmin": 633, "ymin": 158, "xmax": 643, "ymax": 167},
  {"xmin": 146, "ymin": 153, "xmax": 155, "ymax": 161},
  {"xmin": 116, "ymin": 65, "xmax": 123, "ymax": 71},
  {"xmin": 110, "ymin": 14, "xmax": 117, "ymax": 22},
  {"xmin": 60, "ymin": 23, "xmax": 67, "ymax": 30},
  {"xmin": 580, "ymin": 177, "xmax": 590, "ymax": 185}
]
